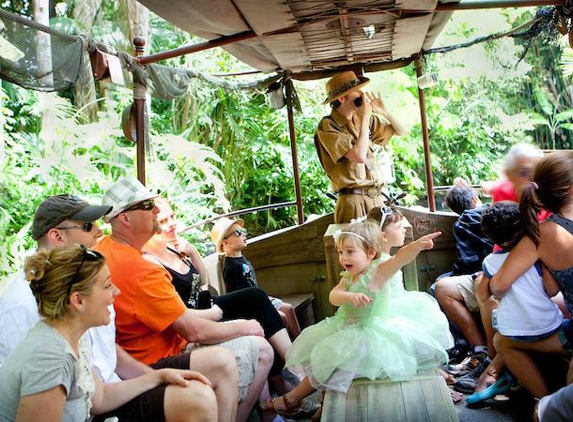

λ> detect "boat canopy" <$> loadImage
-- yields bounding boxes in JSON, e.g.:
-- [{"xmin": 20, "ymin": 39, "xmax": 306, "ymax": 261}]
[{"xmin": 137, "ymin": 0, "xmax": 457, "ymax": 78}]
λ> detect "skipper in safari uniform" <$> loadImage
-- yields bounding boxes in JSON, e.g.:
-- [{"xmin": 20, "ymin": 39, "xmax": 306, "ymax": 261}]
[{"xmin": 315, "ymin": 71, "xmax": 409, "ymax": 223}]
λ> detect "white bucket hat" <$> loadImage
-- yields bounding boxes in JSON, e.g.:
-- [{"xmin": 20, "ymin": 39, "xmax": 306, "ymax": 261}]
[
  {"xmin": 102, "ymin": 177, "xmax": 158, "ymax": 222},
  {"xmin": 211, "ymin": 217, "xmax": 244, "ymax": 252}
]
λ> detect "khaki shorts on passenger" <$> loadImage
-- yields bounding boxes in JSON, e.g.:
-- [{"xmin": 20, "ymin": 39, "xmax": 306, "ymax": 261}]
[
  {"xmin": 194, "ymin": 336, "xmax": 259, "ymax": 401},
  {"xmin": 451, "ymin": 274, "xmax": 478, "ymax": 312}
]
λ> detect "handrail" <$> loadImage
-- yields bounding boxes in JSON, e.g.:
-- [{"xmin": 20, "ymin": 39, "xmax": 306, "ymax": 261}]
[{"xmin": 178, "ymin": 201, "xmax": 297, "ymax": 233}]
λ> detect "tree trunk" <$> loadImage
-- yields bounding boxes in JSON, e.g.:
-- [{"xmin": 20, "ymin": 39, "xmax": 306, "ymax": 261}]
[
  {"xmin": 72, "ymin": 0, "xmax": 101, "ymax": 122},
  {"xmin": 126, "ymin": 0, "xmax": 149, "ymax": 54},
  {"xmin": 33, "ymin": 0, "xmax": 53, "ymax": 87}
]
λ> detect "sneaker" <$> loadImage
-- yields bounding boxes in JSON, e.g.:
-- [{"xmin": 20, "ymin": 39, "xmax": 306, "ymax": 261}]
[
  {"xmin": 446, "ymin": 351, "xmax": 488, "ymax": 377},
  {"xmin": 447, "ymin": 345, "xmax": 470, "ymax": 365},
  {"xmin": 453, "ymin": 358, "xmax": 491, "ymax": 394}
]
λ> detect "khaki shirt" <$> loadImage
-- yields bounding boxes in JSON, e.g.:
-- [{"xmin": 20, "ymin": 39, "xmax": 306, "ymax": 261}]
[{"xmin": 315, "ymin": 109, "xmax": 394, "ymax": 193}]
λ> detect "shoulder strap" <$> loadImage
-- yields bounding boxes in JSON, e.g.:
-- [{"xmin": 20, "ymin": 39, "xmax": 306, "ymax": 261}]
[{"xmin": 549, "ymin": 213, "xmax": 573, "ymax": 235}]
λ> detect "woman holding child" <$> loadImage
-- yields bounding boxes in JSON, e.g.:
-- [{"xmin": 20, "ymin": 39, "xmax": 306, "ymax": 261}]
[
  {"xmin": 487, "ymin": 151, "xmax": 573, "ymax": 418},
  {"xmin": 0, "ymin": 245, "xmax": 217, "ymax": 422}
]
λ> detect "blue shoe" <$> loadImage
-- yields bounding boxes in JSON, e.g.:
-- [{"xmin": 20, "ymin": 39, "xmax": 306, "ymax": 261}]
[{"xmin": 466, "ymin": 372, "xmax": 517, "ymax": 404}]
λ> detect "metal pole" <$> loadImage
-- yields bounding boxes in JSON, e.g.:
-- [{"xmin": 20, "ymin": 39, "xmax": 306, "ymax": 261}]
[
  {"xmin": 434, "ymin": 0, "xmax": 563, "ymax": 10},
  {"xmin": 137, "ymin": 31, "xmax": 257, "ymax": 65},
  {"xmin": 284, "ymin": 77, "xmax": 305, "ymax": 225},
  {"xmin": 133, "ymin": 37, "xmax": 146, "ymax": 185},
  {"xmin": 414, "ymin": 59, "xmax": 436, "ymax": 212}
]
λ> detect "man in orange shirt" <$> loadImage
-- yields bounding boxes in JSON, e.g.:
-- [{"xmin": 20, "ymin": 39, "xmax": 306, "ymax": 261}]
[{"xmin": 97, "ymin": 177, "xmax": 274, "ymax": 422}]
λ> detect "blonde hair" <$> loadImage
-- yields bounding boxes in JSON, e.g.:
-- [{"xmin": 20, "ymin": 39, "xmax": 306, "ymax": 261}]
[
  {"xmin": 24, "ymin": 245, "xmax": 105, "ymax": 320},
  {"xmin": 335, "ymin": 220, "xmax": 381, "ymax": 257}
]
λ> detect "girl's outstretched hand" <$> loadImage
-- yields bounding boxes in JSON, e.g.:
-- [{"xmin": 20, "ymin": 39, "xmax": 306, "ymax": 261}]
[
  {"xmin": 352, "ymin": 292, "xmax": 373, "ymax": 308},
  {"xmin": 417, "ymin": 231, "xmax": 441, "ymax": 251}
]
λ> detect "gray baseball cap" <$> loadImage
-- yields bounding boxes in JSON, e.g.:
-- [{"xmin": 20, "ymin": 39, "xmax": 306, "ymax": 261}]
[{"xmin": 31, "ymin": 194, "xmax": 112, "ymax": 240}]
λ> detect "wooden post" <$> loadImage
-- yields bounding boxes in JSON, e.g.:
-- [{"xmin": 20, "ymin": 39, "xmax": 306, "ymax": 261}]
[
  {"xmin": 133, "ymin": 37, "xmax": 146, "ymax": 185},
  {"xmin": 284, "ymin": 77, "xmax": 305, "ymax": 225},
  {"xmin": 414, "ymin": 59, "xmax": 436, "ymax": 212}
]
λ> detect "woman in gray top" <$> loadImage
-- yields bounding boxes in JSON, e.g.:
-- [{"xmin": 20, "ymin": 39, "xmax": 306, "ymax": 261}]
[
  {"xmin": 487, "ymin": 151, "xmax": 573, "ymax": 412},
  {"xmin": 0, "ymin": 245, "xmax": 213, "ymax": 422}
]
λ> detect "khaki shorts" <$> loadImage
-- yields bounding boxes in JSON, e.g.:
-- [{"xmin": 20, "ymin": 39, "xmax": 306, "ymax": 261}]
[
  {"xmin": 194, "ymin": 336, "xmax": 259, "ymax": 401},
  {"xmin": 335, "ymin": 193, "xmax": 384, "ymax": 224},
  {"xmin": 451, "ymin": 274, "xmax": 478, "ymax": 312}
]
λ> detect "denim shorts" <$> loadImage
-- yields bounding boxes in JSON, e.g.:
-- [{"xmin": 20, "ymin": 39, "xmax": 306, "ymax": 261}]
[
  {"xmin": 507, "ymin": 326, "xmax": 560, "ymax": 342},
  {"xmin": 557, "ymin": 319, "xmax": 573, "ymax": 354}
]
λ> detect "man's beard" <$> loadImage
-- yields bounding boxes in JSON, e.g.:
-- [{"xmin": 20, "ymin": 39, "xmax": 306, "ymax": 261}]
[{"xmin": 153, "ymin": 220, "xmax": 162, "ymax": 235}]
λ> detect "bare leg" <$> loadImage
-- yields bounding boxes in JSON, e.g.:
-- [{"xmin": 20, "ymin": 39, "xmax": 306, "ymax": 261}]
[
  {"xmin": 268, "ymin": 328, "xmax": 292, "ymax": 361},
  {"xmin": 495, "ymin": 332, "xmax": 564, "ymax": 398},
  {"xmin": 164, "ymin": 381, "xmax": 218, "ymax": 422},
  {"xmin": 474, "ymin": 284, "xmax": 498, "ymax": 360},
  {"xmin": 435, "ymin": 277, "xmax": 485, "ymax": 346},
  {"xmin": 236, "ymin": 338, "xmax": 274, "ymax": 422},
  {"xmin": 189, "ymin": 347, "xmax": 238, "ymax": 422},
  {"xmin": 475, "ymin": 354, "xmax": 504, "ymax": 392},
  {"xmin": 280, "ymin": 304, "xmax": 302, "ymax": 339}
]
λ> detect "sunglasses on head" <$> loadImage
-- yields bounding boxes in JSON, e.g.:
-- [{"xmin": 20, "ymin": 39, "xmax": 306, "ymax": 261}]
[
  {"xmin": 125, "ymin": 199, "xmax": 155, "ymax": 212},
  {"xmin": 56, "ymin": 221, "xmax": 94, "ymax": 233},
  {"xmin": 225, "ymin": 228, "xmax": 248, "ymax": 239},
  {"xmin": 67, "ymin": 245, "xmax": 104, "ymax": 297},
  {"xmin": 379, "ymin": 206, "xmax": 393, "ymax": 229}
]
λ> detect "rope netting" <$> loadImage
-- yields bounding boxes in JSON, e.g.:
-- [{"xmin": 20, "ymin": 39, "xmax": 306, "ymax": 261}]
[{"xmin": 0, "ymin": 8, "xmax": 84, "ymax": 91}]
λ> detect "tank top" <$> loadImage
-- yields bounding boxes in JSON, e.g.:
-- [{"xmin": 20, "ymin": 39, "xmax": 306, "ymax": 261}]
[
  {"xmin": 159, "ymin": 249, "xmax": 202, "ymax": 309},
  {"xmin": 547, "ymin": 214, "xmax": 573, "ymax": 315}
]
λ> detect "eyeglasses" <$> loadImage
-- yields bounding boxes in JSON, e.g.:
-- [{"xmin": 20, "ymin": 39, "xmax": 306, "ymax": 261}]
[
  {"xmin": 56, "ymin": 221, "xmax": 94, "ymax": 233},
  {"xmin": 379, "ymin": 206, "xmax": 393, "ymax": 229},
  {"xmin": 125, "ymin": 199, "xmax": 155, "ymax": 212},
  {"xmin": 67, "ymin": 245, "xmax": 104, "ymax": 297},
  {"xmin": 225, "ymin": 228, "xmax": 248, "ymax": 239}
]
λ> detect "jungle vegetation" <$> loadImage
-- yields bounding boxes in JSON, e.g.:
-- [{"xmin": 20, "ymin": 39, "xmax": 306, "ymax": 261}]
[{"xmin": 1, "ymin": 0, "xmax": 572, "ymax": 282}]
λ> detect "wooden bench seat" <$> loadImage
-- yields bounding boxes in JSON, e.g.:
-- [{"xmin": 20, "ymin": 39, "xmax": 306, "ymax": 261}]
[
  {"xmin": 322, "ymin": 367, "xmax": 459, "ymax": 422},
  {"xmin": 202, "ymin": 253, "xmax": 315, "ymax": 327}
]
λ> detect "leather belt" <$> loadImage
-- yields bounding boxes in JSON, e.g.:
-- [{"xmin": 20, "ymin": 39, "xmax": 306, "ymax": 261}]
[{"xmin": 338, "ymin": 187, "xmax": 383, "ymax": 198}]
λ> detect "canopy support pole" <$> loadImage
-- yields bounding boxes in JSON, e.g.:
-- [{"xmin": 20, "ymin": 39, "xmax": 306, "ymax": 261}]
[
  {"xmin": 134, "ymin": 37, "xmax": 147, "ymax": 185},
  {"xmin": 415, "ymin": 59, "xmax": 436, "ymax": 212},
  {"xmin": 285, "ymin": 76, "xmax": 305, "ymax": 225}
]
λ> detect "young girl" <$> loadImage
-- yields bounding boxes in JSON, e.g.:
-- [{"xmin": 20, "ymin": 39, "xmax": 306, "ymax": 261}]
[{"xmin": 265, "ymin": 213, "xmax": 453, "ymax": 416}]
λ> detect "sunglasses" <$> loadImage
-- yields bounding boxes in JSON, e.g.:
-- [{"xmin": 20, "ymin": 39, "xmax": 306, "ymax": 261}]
[
  {"xmin": 67, "ymin": 245, "xmax": 104, "ymax": 297},
  {"xmin": 379, "ymin": 206, "xmax": 393, "ymax": 229},
  {"xmin": 225, "ymin": 228, "xmax": 248, "ymax": 239},
  {"xmin": 125, "ymin": 199, "xmax": 155, "ymax": 212},
  {"xmin": 56, "ymin": 221, "xmax": 94, "ymax": 233}
]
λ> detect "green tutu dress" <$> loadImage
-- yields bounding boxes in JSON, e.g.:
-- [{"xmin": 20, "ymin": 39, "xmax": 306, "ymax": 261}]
[{"xmin": 285, "ymin": 254, "xmax": 453, "ymax": 392}]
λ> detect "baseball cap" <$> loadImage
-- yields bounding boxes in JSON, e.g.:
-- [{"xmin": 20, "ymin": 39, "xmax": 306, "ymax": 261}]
[
  {"xmin": 102, "ymin": 177, "xmax": 158, "ymax": 222},
  {"xmin": 31, "ymin": 194, "xmax": 112, "ymax": 240}
]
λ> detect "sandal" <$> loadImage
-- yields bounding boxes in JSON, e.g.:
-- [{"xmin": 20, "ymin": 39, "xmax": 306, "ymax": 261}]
[
  {"xmin": 265, "ymin": 394, "xmax": 301, "ymax": 416},
  {"xmin": 466, "ymin": 372, "xmax": 517, "ymax": 405},
  {"xmin": 310, "ymin": 405, "xmax": 323, "ymax": 422}
]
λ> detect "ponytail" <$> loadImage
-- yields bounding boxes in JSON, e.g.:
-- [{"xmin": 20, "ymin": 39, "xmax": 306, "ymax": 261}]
[
  {"xmin": 520, "ymin": 151, "xmax": 573, "ymax": 246},
  {"xmin": 520, "ymin": 183, "xmax": 542, "ymax": 245}
]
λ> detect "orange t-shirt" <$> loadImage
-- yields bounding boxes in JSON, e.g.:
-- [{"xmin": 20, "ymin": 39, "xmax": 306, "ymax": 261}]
[{"xmin": 96, "ymin": 236, "xmax": 187, "ymax": 365}]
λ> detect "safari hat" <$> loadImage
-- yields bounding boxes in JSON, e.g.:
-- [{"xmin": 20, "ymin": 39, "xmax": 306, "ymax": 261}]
[
  {"xmin": 102, "ymin": 177, "xmax": 158, "ymax": 222},
  {"xmin": 211, "ymin": 217, "xmax": 245, "ymax": 252},
  {"xmin": 322, "ymin": 71, "xmax": 370, "ymax": 104},
  {"xmin": 31, "ymin": 194, "xmax": 112, "ymax": 240}
]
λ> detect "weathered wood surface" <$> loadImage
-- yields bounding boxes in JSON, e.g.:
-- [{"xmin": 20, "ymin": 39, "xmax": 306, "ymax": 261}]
[
  {"xmin": 246, "ymin": 214, "xmax": 334, "ymax": 321},
  {"xmin": 322, "ymin": 367, "xmax": 459, "ymax": 422},
  {"xmin": 398, "ymin": 207, "xmax": 458, "ymax": 292}
]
